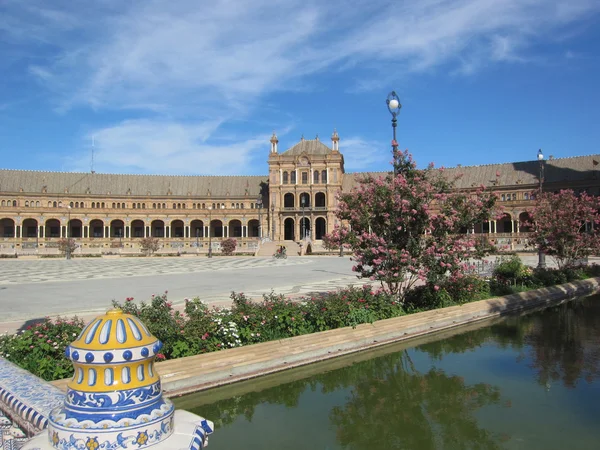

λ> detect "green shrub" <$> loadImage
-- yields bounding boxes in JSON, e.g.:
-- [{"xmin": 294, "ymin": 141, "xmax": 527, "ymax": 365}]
[{"xmin": 0, "ymin": 317, "xmax": 85, "ymax": 381}]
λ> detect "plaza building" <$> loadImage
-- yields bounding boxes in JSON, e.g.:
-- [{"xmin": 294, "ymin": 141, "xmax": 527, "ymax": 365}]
[{"xmin": 1, "ymin": 130, "xmax": 599, "ymax": 255}]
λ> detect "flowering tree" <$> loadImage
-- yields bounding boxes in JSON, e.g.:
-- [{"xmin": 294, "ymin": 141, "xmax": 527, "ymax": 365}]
[
  {"xmin": 529, "ymin": 190, "xmax": 600, "ymax": 268},
  {"xmin": 220, "ymin": 238, "xmax": 237, "ymax": 256},
  {"xmin": 57, "ymin": 238, "xmax": 77, "ymax": 256},
  {"xmin": 139, "ymin": 236, "xmax": 160, "ymax": 256},
  {"xmin": 321, "ymin": 225, "xmax": 353, "ymax": 251},
  {"xmin": 326, "ymin": 150, "xmax": 497, "ymax": 301}
]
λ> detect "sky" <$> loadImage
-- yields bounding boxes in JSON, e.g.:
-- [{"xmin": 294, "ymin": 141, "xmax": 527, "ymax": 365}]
[{"xmin": 1, "ymin": 0, "xmax": 599, "ymax": 176}]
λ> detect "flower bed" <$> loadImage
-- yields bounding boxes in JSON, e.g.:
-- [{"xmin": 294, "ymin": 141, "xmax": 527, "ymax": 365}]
[{"xmin": 2, "ymin": 262, "xmax": 599, "ymax": 381}]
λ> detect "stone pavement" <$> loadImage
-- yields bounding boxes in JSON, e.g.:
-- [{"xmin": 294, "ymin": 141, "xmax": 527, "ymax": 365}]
[{"xmin": 0, "ymin": 256, "xmax": 366, "ymax": 333}]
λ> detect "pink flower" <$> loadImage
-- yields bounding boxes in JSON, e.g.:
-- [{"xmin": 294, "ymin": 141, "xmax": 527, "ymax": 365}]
[{"xmin": 434, "ymin": 285, "xmax": 440, "ymax": 291}]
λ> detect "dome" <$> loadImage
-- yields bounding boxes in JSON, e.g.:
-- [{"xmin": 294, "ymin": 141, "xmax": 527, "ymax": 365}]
[{"xmin": 47, "ymin": 308, "xmax": 175, "ymax": 449}]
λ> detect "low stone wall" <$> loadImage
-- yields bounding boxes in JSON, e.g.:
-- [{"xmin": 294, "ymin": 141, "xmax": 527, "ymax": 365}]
[
  {"xmin": 0, "ymin": 359, "xmax": 64, "ymax": 437},
  {"xmin": 51, "ymin": 277, "xmax": 600, "ymax": 398}
]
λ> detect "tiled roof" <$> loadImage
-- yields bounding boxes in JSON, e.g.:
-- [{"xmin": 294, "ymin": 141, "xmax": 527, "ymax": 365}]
[
  {"xmin": 343, "ymin": 154, "xmax": 600, "ymax": 190},
  {"xmin": 0, "ymin": 170, "xmax": 266, "ymax": 198},
  {"xmin": 280, "ymin": 139, "xmax": 332, "ymax": 156}
]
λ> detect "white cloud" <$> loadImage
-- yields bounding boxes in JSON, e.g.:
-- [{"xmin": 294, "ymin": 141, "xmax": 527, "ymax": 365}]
[
  {"xmin": 67, "ymin": 119, "xmax": 269, "ymax": 175},
  {"xmin": 2, "ymin": 0, "xmax": 598, "ymax": 173},
  {"xmin": 341, "ymin": 137, "xmax": 389, "ymax": 171}
]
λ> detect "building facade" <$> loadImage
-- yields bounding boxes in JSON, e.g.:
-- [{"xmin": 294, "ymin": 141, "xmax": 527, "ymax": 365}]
[{"xmin": 1, "ymin": 131, "xmax": 599, "ymax": 255}]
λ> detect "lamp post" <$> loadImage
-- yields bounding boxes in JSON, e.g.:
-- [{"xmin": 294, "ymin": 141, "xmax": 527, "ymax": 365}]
[
  {"xmin": 257, "ymin": 196, "xmax": 263, "ymax": 239},
  {"xmin": 301, "ymin": 196, "xmax": 306, "ymax": 240},
  {"xmin": 65, "ymin": 205, "xmax": 72, "ymax": 260},
  {"xmin": 271, "ymin": 201, "xmax": 275, "ymax": 241},
  {"xmin": 386, "ymin": 91, "xmax": 402, "ymax": 176},
  {"xmin": 208, "ymin": 205, "xmax": 213, "ymax": 258},
  {"xmin": 537, "ymin": 149, "xmax": 546, "ymax": 269}
]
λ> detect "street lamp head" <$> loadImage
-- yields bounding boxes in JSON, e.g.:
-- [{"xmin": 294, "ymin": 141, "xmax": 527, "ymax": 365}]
[
  {"xmin": 386, "ymin": 91, "xmax": 401, "ymax": 117},
  {"xmin": 257, "ymin": 196, "xmax": 262, "ymax": 207},
  {"xmin": 537, "ymin": 149, "xmax": 544, "ymax": 161},
  {"xmin": 271, "ymin": 201, "xmax": 275, "ymax": 212}
]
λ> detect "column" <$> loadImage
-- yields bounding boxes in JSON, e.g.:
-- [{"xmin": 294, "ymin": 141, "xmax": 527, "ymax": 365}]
[
  {"xmin": 185, "ymin": 226, "xmax": 189, "ymax": 238},
  {"xmin": 38, "ymin": 225, "xmax": 43, "ymax": 238},
  {"xmin": 310, "ymin": 168, "xmax": 313, "ymax": 184},
  {"xmin": 242, "ymin": 226, "xmax": 246, "ymax": 238},
  {"xmin": 493, "ymin": 221, "xmax": 497, "ymax": 234},
  {"xmin": 16, "ymin": 225, "xmax": 20, "ymax": 239},
  {"xmin": 279, "ymin": 169, "xmax": 282, "ymax": 185},
  {"xmin": 164, "ymin": 226, "xmax": 168, "ymax": 238},
  {"xmin": 84, "ymin": 225, "xmax": 88, "ymax": 238},
  {"xmin": 204, "ymin": 225, "xmax": 209, "ymax": 238},
  {"xmin": 295, "ymin": 169, "xmax": 298, "ymax": 185},
  {"xmin": 511, "ymin": 220, "xmax": 514, "ymax": 233},
  {"xmin": 224, "ymin": 226, "xmax": 228, "ymax": 238},
  {"xmin": 326, "ymin": 168, "xmax": 329, "ymax": 185},
  {"xmin": 145, "ymin": 225, "xmax": 149, "ymax": 238}
]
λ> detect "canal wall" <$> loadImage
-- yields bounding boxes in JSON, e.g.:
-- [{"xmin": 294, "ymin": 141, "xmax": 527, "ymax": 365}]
[{"xmin": 49, "ymin": 277, "xmax": 600, "ymax": 397}]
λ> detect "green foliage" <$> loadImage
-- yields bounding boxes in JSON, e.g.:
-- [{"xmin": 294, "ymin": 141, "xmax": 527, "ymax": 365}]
[{"xmin": 0, "ymin": 317, "xmax": 85, "ymax": 381}]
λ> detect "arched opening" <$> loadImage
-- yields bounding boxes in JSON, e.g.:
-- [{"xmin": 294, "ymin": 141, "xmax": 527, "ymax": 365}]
[
  {"xmin": 300, "ymin": 217, "xmax": 311, "ymax": 239},
  {"xmin": 229, "ymin": 219, "xmax": 243, "ymax": 238},
  {"xmin": 315, "ymin": 217, "xmax": 327, "ymax": 240},
  {"xmin": 1, "ymin": 218, "xmax": 15, "ymax": 237},
  {"xmin": 284, "ymin": 193, "xmax": 295, "ymax": 208},
  {"xmin": 69, "ymin": 219, "xmax": 83, "ymax": 238},
  {"xmin": 110, "ymin": 219, "xmax": 125, "ymax": 238},
  {"xmin": 22, "ymin": 218, "xmax": 38, "ymax": 238},
  {"xmin": 284, "ymin": 218, "xmax": 295, "ymax": 241},
  {"xmin": 210, "ymin": 220, "xmax": 223, "ymax": 238},
  {"xmin": 151, "ymin": 220, "xmax": 165, "ymax": 237},
  {"xmin": 45, "ymin": 219, "xmax": 61, "ymax": 238},
  {"xmin": 131, "ymin": 220, "xmax": 145, "ymax": 238},
  {"xmin": 519, "ymin": 212, "xmax": 533, "ymax": 232},
  {"xmin": 315, "ymin": 192, "xmax": 326, "ymax": 208},
  {"xmin": 89, "ymin": 219, "xmax": 105, "ymax": 238},
  {"xmin": 171, "ymin": 219, "xmax": 184, "ymax": 238},
  {"xmin": 498, "ymin": 213, "xmax": 513, "ymax": 233},
  {"xmin": 247, "ymin": 219, "xmax": 259, "ymax": 238},
  {"xmin": 299, "ymin": 192, "xmax": 311, "ymax": 208},
  {"xmin": 191, "ymin": 220, "xmax": 204, "ymax": 241}
]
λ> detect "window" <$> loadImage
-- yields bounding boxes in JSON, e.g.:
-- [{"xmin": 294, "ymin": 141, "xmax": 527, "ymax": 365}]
[
  {"xmin": 321, "ymin": 170, "xmax": 327, "ymax": 183},
  {"xmin": 25, "ymin": 201, "xmax": 29, "ymax": 207},
  {"xmin": 70, "ymin": 202, "xmax": 74, "ymax": 207},
  {"xmin": 133, "ymin": 203, "xmax": 137, "ymax": 209},
  {"xmin": 283, "ymin": 172, "xmax": 289, "ymax": 184},
  {"xmin": 501, "ymin": 194, "xmax": 505, "ymax": 201},
  {"xmin": 314, "ymin": 171, "xmax": 319, "ymax": 184},
  {"xmin": 202, "ymin": 203, "xmax": 205, "ymax": 209},
  {"xmin": 53, "ymin": 201, "xmax": 57, "ymax": 208},
  {"xmin": 36, "ymin": 201, "xmax": 40, "ymax": 207},
  {"xmin": 251, "ymin": 203, "xmax": 254, "ymax": 209},
  {"xmin": 1, "ymin": 200, "xmax": 4, "ymax": 206},
  {"xmin": 291, "ymin": 171, "xmax": 296, "ymax": 184},
  {"xmin": 512, "ymin": 193, "xmax": 516, "ymax": 201},
  {"xmin": 240, "ymin": 203, "xmax": 244, "ymax": 209},
  {"xmin": 301, "ymin": 172, "xmax": 308, "ymax": 184},
  {"xmin": 524, "ymin": 193, "xmax": 529, "ymax": 200},
  {"xmin": 91, "ymin": 202, "xmax": 95, "ymax": 208},
  {"xmin": 142, "ymin": 203, "xmax": 145, "ymax": 209},
  {"xmin": 12, "ymin": 200, "xmax": 17, "ymax": 207}
]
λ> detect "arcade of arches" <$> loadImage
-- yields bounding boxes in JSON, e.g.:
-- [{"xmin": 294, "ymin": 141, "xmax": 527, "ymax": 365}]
[{"xmin": 0, "ymin": 132, "xmax": 598, "ymax": 253}]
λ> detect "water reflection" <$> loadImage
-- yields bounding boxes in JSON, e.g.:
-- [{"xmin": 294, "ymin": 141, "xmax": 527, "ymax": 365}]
[{"xmin": 177, "ymin": 295, "xmax": 600, "ymax": 449}]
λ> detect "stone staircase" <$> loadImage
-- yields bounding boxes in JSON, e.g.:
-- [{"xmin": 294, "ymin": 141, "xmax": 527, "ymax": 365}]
[{"xmin": 256, "ymin": 241, "xmax": 302, "ymax": 257}]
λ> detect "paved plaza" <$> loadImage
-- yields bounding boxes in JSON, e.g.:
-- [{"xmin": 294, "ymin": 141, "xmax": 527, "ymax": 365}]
[
  {"xmin": 0, "ymin": 253, "xmax": 567, "ymax": 332},
  {"xmin": 0, "ymin": 256, "xmax": 361, "ymax": 325}
]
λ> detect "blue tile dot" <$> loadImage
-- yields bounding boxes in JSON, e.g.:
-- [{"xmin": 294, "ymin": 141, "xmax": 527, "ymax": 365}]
[
  {"xmin": 104, "ymin": 352, "xmax": 114, "ymax": 363},
  {"xmin": 123, "ymin": 350, "xmax": 133, "ymax": 361},
  {"xmin": 85, "ymin": 352, "xmax": 95, "ymax": 363}
]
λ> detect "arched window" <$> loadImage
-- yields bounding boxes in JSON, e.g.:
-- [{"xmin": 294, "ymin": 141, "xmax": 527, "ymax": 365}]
[
  {"xmin": 283, "ymin": 171, "xmax": 289, "ymax": 184},
  {"xmin": 142, "ymin": 203, "xmax": 146, "ymax": 209},
  {"xmin": 251, "ymin": 203, "xmax": 254, "ymax": 209},
  {"xmin": 290, "ymin": 171, "xmax": 296, "ymax": 184},
  {"xmin": 101, "ymin": 202, "xmax": 105, "ymax": 208},
  {"xmin": 301, "ymin": 172, "xmax": 308, "ymax": 184},
  {"xmin": 162, "ymin": 203, "xmax": 166, "ymax": 209},
  {"xmin": 501, "ymin": 194, "xmax": 505, "ymax": 201},
  {"xmin": 25, "ymin": 201, "xmax": 29, "ymax": 207},
  {"xmin": 1, "ymin": 200, "xmax": 5, "ymax": 206},
  {"xmin": 182, "ymin": 203, "xmax": 186, "ymax": 209},
  {"xmin": 12, "ymin": 200, "xmax": 17, "ymax": 207},
  {"xmin": 91, "ymin": 202, "xmax": 95, "ymax": 208},
  {"xmin": 53, "ymin": 201, "xmax": 57, "ymax": 208},
  {"xmin": 202, "ymin": 203, "xmax": 206, "ymax": 209},
  {"xmin": 133, "ymin": 203, "xmax": 137, "ymax": 209},
  {"xmin": 321, "ymin": 170, "xmax": 327, "ymax": 183},
  {"xmin": 241, "ymin": 203, "xmax": 244, "ymax": 209},
  {"xmin": 75, "ymin": 202, "xmax": 79, "ymax": 208},
  {"xmin": 36, "ymin": 201, "xmax": 40, "ymax": 207},
  {"xmin": 70, "ymin": 202, "xmax": 74, "ymax": 207},
  {"xmin": 314, "ymin": 171, "xmax": 319, "ymax": 184}
]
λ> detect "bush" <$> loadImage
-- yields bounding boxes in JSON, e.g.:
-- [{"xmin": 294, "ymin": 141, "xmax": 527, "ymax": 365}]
[
  {"xmin": 0, "ymin": 317, "xmax": 85, "ymax": 381},
  {"xmin": 139, "ymin": 236, "xmax": 160, "ymax": 256},
  {"xmin": 493, "ymin": 255, "xmax": 529, "ymax": 281},
  {"xmin": 220, "ymin": 238, "xmax": 237, "ymax": 256}
]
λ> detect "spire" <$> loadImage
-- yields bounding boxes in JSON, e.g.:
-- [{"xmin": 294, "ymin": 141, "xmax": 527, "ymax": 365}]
[
  {"xmin": 315, "ymin": 134, "xmax": 319, "ymax": 141},
  {"xmin": 270, "ymin": 131, "xmax": 279, "ymax": 154},
  {"xmin": 331, "ymin": 128, "xmax": 339, "ymax": 152},
  {"xmin": 301, "ymin": 134, "xmax": 305, "ymax": 141}
]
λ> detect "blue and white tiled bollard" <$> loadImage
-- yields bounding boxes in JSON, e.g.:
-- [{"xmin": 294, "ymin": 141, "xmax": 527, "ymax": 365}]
[{"xmin": 21, "ymin": 308, "xmax": 214, "ymax": 450}]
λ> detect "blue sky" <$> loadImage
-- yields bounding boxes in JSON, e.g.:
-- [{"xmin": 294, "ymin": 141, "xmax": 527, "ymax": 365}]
[{"xmin": 1, "ymin": 0, "xmax": 599, "ymax": 175}]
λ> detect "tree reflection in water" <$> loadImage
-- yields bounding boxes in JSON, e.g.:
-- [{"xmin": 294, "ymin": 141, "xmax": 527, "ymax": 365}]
[{"xmin": 329, "ymin": 351, "xmax": 505, "ymax": 450}]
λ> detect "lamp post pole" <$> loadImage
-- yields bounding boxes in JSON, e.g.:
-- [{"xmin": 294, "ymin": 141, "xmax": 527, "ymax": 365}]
[
  {"xmin": 301, "ymin": 196, "xmax": 306, "ymax": 240},
  {"xmin": 386, "ymin": 91, "xmax": 402, "ymax": 176},
  {"xmin": 257, "ymin": 196, "xmax": 263, "ymax": 239},
  {"xmin": 537, "ymin": 149, "xmax": 546, "ymax": 269},
  {"xmin": 208, "ymin": 206, "xmax": 213, "ymax": 258},
  {"xmin": 271, "ymin": 201, "xmax": 275, "ymax": 241},
  {"xmin": 66, "ymin": 205, "xmax": 72, "ymax": 260}
]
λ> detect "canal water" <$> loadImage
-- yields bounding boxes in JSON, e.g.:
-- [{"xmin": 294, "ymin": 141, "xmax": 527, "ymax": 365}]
[{"xmin": 174, "ymin": 295, "xmax": 600, "ymax": 449}]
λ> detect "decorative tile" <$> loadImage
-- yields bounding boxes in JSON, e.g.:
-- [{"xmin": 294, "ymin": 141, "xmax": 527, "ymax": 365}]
[{"xmin": 0, "ymin": 359, "xmax": 64, "ymax": 432}]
